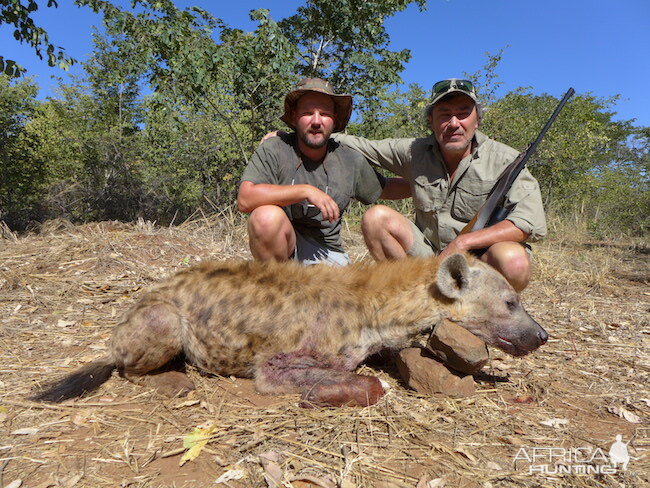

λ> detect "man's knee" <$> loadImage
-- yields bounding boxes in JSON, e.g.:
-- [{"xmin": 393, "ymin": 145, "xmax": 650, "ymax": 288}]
[
  {"xmin": 362, "ymin": 205, "xmax": 408, "ymax": 236},
  {"xmin": 248, "ymin": 205, "xmax": 289, "ymax": 238},
  {"xmin": 484, "ymin": 242, "xmax": 531, "ymax": 291},
  {"xmin": 362, "ymin": 205, "xmax": 391, "ymax": 232}
]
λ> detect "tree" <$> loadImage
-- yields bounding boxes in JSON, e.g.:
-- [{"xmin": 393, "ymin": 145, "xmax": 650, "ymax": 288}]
[
  {"xmin": 0, "ymin": 0, "xmax": 74, "ymax": 76},
  {"xmin": 0, "ymin": 74, "xmax": 44, "ymax": 225},
  {"xmin": 349, "ymin": 83, "xmax": 429, "ymax": 140},
  {"xmin": 16, "ymin": 31, "xmax": 146, "ymax": 224},
  {"xmin": 280, "ymin": 0, "xmax": 426, "ymax": 114},
  {"xmin": 481, "ymin": 90, "xmax": 647, "ymax": 236}
]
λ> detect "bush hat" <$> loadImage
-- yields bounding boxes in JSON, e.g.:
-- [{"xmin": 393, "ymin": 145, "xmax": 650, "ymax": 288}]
[
  {"xmin": 426, "ymin": 78, "xmax": 478, "ymax": 116},
  {"xmin": 280, "ymin": 78, "xmax": 353, "ymax": 132}
]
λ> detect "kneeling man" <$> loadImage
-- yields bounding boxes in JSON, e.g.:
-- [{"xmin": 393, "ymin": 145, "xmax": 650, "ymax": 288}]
[
  {"xmin": 334, "ymin": 79, "xmax": 547, "ymax": 291},
  {"xmin": 238, "ymin": 78, "xmax": 407, "ymax": 266}
]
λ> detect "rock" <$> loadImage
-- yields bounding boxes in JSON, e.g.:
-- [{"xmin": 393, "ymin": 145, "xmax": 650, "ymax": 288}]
[
  {"xmin": 396, "ymin": 348, "xmax": 476, "ymax": 397},
  {"xmin": 427, "ymin": 319, "xmax": 488, "ymax": 374}
]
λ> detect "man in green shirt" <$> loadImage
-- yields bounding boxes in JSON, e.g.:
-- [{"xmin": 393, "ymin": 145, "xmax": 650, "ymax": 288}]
[
  {"xmin": 238, "ymin": 78, "xmax": 407, "ymax": 266},
  {"xmin": 333, "ymin": 79, "xmax": 547, "ymax": 291}
]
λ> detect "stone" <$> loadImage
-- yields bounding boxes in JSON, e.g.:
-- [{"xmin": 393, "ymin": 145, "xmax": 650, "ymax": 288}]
[
  {"xmin": 427, "ymin": 319, "xmax": 489, "ymax": 374},
  {"xmin": 395, "ymin": 348, "xmax": 476, "ymax": 397}
]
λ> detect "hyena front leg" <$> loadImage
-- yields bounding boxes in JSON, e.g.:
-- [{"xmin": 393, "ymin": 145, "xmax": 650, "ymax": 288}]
[{"xmin": 255, "ymin": 352, "xmax": 384, "ymax": 408}]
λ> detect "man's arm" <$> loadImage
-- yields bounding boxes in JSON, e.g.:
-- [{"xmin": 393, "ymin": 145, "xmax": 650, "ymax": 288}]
[
  {"xmin": 260, "ymin": 131, "xmax": 417, "ymax": 179},
  {"xmin": 333, "ymin": 133, "xmax": 415, "ymax": 178},
  {"xmin": 439, "ymin": 220, "xmax": 528, "ymax": 259},
  {"xmin": 237, "ymin": 181, "xmax": 340, "ymax": 222},
  {"xmin": 379, "ymin": 177, "xmax": 412, "ymax": 200}
]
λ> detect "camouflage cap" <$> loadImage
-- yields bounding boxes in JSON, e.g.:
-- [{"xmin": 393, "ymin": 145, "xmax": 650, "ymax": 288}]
[
  {"xmin": 280, "ymin": 78, "xmax": 352, "ymax": 132},
  {"xmin": 426, "ymin": 79, "xmax": 478, "ymax": 115}
]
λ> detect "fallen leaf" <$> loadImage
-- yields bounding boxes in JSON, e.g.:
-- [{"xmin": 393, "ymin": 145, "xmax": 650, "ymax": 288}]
[
  {"xmin": 486, "ymin": 461, "xmax": 502, "ymax": 470},
  {"xmin": 173, "ymin": 399, "xmax": 200, "ymax": 409},
  {"xmin": 259, "ymin": 450, "xmax": 283, "ymax": 487},
  {"xmin": 454, "ymin": 448, "xmax": 477, "ymax": 463},
  {"xmin": 71, "ymin": 414, "xmax": 90, "ymax": 427},
  {"xmin": 427, "ymin": 479, "xmax": 446, "ymax": 488},
  {"xmin": 215, "ymin": 468, "xmax": 245, "ymax": 484},
  {"xmin": 180, "ymin": 425, "xmax": 216, "ymax": 466},
  {"xmin": 56, "ymin": 319, "xmax": 76, "ymax": 328},
  {"xmin": 5, "ymin": 480, "xmax": 22, "ymax": 488},
  {"xmin": 608, "ymin": 406, "xmax": 642, "ymax": 423},
  {"xmin": 539, "ymin": 418, "xmax": 569, "ymax": 428}
]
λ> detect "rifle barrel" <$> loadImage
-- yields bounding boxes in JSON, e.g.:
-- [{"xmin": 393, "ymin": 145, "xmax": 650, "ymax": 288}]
[{"xmin": 525, "ymin": 88, "xmax": 575, "ymax": 163}]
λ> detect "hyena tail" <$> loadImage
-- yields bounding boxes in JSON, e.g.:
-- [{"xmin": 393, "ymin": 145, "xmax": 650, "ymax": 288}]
[{"xmin": 31, "ymin": 357, "xmax": 116, "ymax": 402}]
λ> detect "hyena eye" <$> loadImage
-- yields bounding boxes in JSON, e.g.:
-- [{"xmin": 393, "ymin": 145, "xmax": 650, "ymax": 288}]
[{"xmin": 505, "ymin": 298, "xmax": 518, "ymax": 311}]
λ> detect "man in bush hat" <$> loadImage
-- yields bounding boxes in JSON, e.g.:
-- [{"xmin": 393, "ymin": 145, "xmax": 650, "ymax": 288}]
[
  {"xmin": 238, "ymin": 77, "xmax": 408, "ymax": 265},
  {"xmin": 331, "ymin": 78, "xmax": 547, "ymax": 292}
]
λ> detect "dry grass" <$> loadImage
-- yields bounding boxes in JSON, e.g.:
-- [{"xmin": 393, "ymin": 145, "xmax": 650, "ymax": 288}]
[{"xmin": 0, "ymin": 212, "xmax": 648, "ymax": 488}]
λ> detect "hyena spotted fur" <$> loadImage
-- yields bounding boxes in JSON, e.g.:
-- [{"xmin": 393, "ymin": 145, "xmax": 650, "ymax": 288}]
[{"xmin": 33, "ymin": 253, "xmax": 548, "ymax": 407}]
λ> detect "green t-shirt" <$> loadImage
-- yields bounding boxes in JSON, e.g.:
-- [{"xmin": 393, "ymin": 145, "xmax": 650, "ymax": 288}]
[{"xmin": 241, "ymin": 133, "xmax": 385, "ymax": 252}]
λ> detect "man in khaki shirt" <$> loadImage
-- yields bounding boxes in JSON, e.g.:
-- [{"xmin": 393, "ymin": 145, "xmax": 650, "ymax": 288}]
[{"xmin": 334, "ymin": 79, "xmax": 547, "ymax": 292}]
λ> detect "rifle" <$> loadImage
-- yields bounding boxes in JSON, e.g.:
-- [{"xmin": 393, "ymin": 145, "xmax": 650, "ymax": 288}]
[{"xmin": 460, "ymin": 87, "xmax": 575, "ymax": 235}]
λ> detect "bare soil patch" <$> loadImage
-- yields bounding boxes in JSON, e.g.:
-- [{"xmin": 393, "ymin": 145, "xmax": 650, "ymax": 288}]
[{"xmin": 1, "ymin": 216, "xmax": 648, "ymax": 487}]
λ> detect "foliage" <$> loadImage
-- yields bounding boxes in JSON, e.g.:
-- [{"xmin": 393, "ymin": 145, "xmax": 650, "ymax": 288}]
[
  {"xmin": 0, "ymin": 0, "xmax": 73, "ymax": 76},
  {"xmin": 0, "ymin": 74, "xmax": 46, "ymax": 224},
  {"xmin": 348, "ymin": 83, "xmax": 429, "ymax": 139},
  {"xmin": 482, "ymin": 90, "xmax": 648, "ymax": 236},
  {"xmin": 280, "ymin": 0, "xmax": 426, "ymax": 114},
  {"xmin": 463, "ymin": 47, "xmax": 508, "ymax": 106},
  {"xmin": 2, "ymin": 2, "xmax": 648, "ymax": 238},
  {"xmin": 10, "ymin": 31, "xmax": 146, "ymax": 224}
]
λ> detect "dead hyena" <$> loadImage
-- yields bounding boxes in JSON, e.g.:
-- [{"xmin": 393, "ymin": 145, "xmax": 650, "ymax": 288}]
[{"xmin": 32, "ymin": 253, "xmax": 548, "ymax": 407}]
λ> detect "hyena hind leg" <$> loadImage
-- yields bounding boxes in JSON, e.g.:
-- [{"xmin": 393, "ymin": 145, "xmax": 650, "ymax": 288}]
[
  {"xmin": 255, "ymin": 352, "xmax": 385, "ymax": 408},
  {"xmin": 112, "ymin": 301, "xmax": 195, "ymax": 397}
]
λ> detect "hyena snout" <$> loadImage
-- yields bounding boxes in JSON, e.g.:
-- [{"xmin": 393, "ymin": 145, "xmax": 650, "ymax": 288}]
[{"xmin": 499, "ymin": 313, "xmax": 548, "ymax": 357}]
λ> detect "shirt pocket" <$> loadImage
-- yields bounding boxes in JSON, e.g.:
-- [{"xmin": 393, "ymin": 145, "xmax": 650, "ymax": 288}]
[
  {"xmin": 413, "ymin": 176, "xmax": 445, "ymax": 213},
  {"xmin": 451, "ymin": 177, "xmax": 496, "ymax": 223}
]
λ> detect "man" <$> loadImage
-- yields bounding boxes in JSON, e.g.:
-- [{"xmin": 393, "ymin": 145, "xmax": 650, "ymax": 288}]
[
  {"xmin": 238, "ymin": 78, "xmax": 408, "ymax": 266},
  {"xmin": 333, "ymin": 79, "xmax": 547, "ymax": 291}
]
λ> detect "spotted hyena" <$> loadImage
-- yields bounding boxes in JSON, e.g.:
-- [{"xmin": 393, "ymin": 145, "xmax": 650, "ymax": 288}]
[{"xmin": 33, "ymin": 253, "xmax": 548, "ymax": 407}]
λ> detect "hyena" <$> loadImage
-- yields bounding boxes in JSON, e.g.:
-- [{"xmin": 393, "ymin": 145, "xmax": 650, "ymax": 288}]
[{"xmin": 33, "ymin": 253, "xmax": 548, "ymax": 407}]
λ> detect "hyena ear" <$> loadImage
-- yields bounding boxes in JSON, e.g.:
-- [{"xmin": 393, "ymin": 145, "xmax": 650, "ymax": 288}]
[{"xmin": 436, "ymin": 253, "xmax": 471, "ymax": 300}]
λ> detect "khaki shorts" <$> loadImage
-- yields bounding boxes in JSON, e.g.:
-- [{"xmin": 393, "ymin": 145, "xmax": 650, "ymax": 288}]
[
  {"xmin": 405, "ymin": 220, "xmax": 532, "ymax": 258},
  {"xmin": 406, "ymin": 220, "xmax": 437, "ymax": 257}
]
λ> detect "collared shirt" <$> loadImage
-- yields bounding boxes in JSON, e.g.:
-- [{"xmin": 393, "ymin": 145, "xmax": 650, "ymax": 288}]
[
  {"xmin": 241, "ymin": 132, "xmax": 385, "ymax": 252},
  {"xmin": 333, "ymin": 130, "xmax": 547, "ymax": 252}
]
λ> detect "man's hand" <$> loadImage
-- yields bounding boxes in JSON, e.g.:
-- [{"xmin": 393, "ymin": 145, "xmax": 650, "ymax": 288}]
[
  {"xmin": 260, "ymin": 130, "xmax": 287, "ymax": 144},
  {"xmin": 238, "ymin": 181, "xmax": 339, "ymax": 222},
  {"xmin": 438, "ymin": 235, "xmax": 470, "ymax": 260},
  {"xmin": 305, "ymin": 186, "xmax": 340, "ymax": 222},
  {"xmin": 438, "ymin": 220, "xmax": 529, "ymax": 260}
]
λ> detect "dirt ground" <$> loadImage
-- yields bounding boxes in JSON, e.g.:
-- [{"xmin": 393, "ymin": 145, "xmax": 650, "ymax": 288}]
[{"xmin": 0, "ymin": 216, "xmax": 648, "ymax": 488}]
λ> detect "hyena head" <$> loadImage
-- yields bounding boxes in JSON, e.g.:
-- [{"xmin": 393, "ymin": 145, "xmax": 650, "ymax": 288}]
[{"xmin": 435, "ymin": 253, "xmax": 548, "ymax": 357}]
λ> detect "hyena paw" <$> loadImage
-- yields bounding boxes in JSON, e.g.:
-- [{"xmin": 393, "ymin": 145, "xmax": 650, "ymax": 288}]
[{"xmin": 299, "ymin": 375, "xmax": 384, "ymax": 408}]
